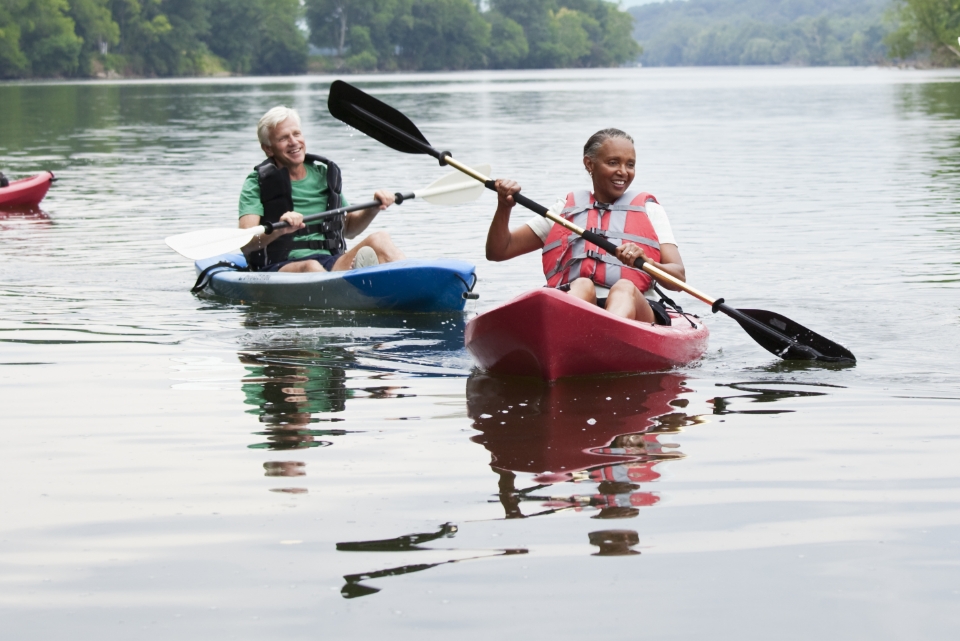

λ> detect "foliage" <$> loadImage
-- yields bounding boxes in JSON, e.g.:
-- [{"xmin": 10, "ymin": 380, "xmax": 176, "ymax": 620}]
[
  {"xmin": 0, "ymin": 0, "xmax": 638, "ymax": 77},
  {"xmin": 0, "ymin": 0, "xmax": 307, "ymax": 78},
  {"xmin": 0, "ymin": 0, "xmax": 83, "ymax": 78},
  {"xmin": 485, "ymin": 11, "xmax": 529, "ymax": 69},
  {"xmin": 629, "ymin": 0, "xmax": 892, "ymax": 66},
  {"xmin": 305, "ymin": 0, "xmax": 639, "ymax": 71},
  {"xmin": 393, "ymin": 0, "xmax": 491, "ymax": 70},
  {"xmin": 886, "ymin": 0, "xmax": 960, "ymax": 63}
]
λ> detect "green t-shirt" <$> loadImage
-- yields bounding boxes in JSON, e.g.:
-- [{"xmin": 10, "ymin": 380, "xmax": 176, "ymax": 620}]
[{"xmin": 238, "ymin": 162, "xmax": 350, "ymax": 258}]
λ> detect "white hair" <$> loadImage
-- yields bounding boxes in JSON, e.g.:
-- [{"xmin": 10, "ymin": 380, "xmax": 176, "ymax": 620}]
[{"xmin": 257, "ymin": 106, "xmax": 301, "ymax": 147}]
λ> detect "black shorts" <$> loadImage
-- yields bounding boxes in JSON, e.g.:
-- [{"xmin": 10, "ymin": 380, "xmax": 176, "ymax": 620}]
[{"xmin": 260, "ymin": 253, "xmax": 341, "ymax": 272}]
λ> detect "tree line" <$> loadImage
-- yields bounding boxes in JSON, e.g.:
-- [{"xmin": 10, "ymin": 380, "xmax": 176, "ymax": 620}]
[
  {"xmin": 629, "ymin": 0, "xmax": 960, "ymax": 67},
  {"xmin": 0, "ymin": 0, "xmax": 641, "ymax": 79},
  {"xmin": 630, "ymin": 0, "xmax": 892, "ymax": 66},
  {"xmin": 0, "ymin": 0, "xmax": 307, "ymax": 79},
  {"xmin": 305, "ymin": 0, "xmax": 639, "ymax": 72}
]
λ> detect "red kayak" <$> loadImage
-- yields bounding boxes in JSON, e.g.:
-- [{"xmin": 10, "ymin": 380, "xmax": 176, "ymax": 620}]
[
  {"xmin": 465, "ymin": 288, "xmax": 709, "ymax": 380},
  {"xmin": 0, "ymin": 172, "xmax": 55, "ymax": 208}
]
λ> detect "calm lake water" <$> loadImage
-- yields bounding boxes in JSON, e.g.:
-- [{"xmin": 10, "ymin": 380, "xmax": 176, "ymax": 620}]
[{"xmin": 2, "ymin": 67, "xmax": 959, "ymax": 639}]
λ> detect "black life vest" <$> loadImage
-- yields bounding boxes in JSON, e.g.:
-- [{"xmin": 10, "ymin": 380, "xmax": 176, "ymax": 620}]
[{"xmin": 246, "ymin": 153, "xmax": 345, "ymax": 269}]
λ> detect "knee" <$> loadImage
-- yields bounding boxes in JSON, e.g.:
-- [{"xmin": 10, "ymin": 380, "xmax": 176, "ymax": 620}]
[
  {"xmin": 610, "ymin": 279, "xmax": 640, "ymax": 296},
  {"xmin": 366, "ymin": 231, "xmax": 393, "ymax": 247},
  {"xmin": 568, "ymin": 277, "xmax": 594, "ymax": 294}
]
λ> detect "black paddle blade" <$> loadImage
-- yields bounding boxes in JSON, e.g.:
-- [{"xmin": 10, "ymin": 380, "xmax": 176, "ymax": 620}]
[
  {"xmin": 735, "ymin": 308, "xmax": 856, "ymax": 363},
  {"xmin": 327, "ymin": 80, "xmax": 435, "ymax": 156}
]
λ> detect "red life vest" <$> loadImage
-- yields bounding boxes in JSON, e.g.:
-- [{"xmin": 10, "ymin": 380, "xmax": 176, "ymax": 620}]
[{"xmin": 542, "ymin": 190, "xmax": 661, "ymax": 292}]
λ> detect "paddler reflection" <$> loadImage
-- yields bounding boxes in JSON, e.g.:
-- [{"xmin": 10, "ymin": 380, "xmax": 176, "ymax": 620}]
[
  {"xmin": 467, "ymin": 372, "xmax": 705, "ymax": 520},
  {"xmin": 238, "ymin": 312, "xmax": 466, "ymax": 487},
  {"xmin": 241, "ymin": 348, "xmax": 352, "ymax": 451},
  {"xmin": 239, "ymin": 345, "xmax": 357, "ymax": 492}
]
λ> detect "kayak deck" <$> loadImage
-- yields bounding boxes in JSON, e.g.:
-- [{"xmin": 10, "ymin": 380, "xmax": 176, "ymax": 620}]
[
  {"xmin": 465, "ymin": 288, "xmax": 709, "ymax": 380},
  {"xmin": 0, "ymin": 172, "xmax": 54, "ymax": 208},
  {"xmin": 194, "ymin": 253, "xmax": 477, "ymax": 312}
]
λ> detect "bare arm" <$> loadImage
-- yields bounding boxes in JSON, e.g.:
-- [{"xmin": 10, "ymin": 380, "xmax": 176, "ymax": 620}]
[
  {"xmin": 616, "ymin": 242, "xmax": 686, "ymax": 291},
  {"xmin": 238, "ymin": 212, "xmax": 304, "ymax": 255},
  {"xmin": 486, "ymin": 179, "xmax": 544, "ymax": 261},
  {"xmin": 343, "ymin": 189, "xmax": 395, "ymax": 239}
]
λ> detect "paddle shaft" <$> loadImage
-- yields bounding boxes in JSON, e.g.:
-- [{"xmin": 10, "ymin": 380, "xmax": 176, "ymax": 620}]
[
  {"xmin": 261, "ymin": 193, "xmax": 412, "ymax": 234},
  {"xmin": 337, "ymin": 91, "xmax": 851, "ymax": 361},
  {"xmin": 444, "ymin": 157, "xmax": 826, "ymax": 354}
]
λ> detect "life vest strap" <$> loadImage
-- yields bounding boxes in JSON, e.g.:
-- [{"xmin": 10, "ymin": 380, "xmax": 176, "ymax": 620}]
[
  {"xmin": 562, "ymin": 203, "xmax": 648, "ymax": 216},
  {"xmin": 585, "ymin": 228, "xmax": 660, "ymax": 250},
  {"xmin": 545, "ymin": 250, "xmax": 641, "ymax": 280}
]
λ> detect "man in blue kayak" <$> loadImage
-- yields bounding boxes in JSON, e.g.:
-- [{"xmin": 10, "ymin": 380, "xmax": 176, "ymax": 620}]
[{"xmin": 238, "ymin": 106, "xmax": 406, "ymax": 272}]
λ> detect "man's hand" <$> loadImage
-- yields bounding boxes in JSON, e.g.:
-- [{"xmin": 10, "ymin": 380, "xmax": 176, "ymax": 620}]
[
  {"xmin": 278, "ymin": 211, "xmax": 305, "ymax": 234},
  {"xmin": 373, "ymin": 189, "xmax": 396, "ymax": 210}
]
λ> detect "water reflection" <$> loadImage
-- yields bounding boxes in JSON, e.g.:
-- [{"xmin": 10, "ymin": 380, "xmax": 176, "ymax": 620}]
[
  {"xmin": 589, "ymin": 530, "xmax": 641, "ymax": 557},
  {"xmin": 336, "ymin": 523, "xmax": 527, "ymax": 599},
  {"xmin": 467, "ymin": 373, "xmax": 703, "ymax": 520},
  {"xmin": 237, "ymin": 312, "xmax": 468, "ymax": 490},
  {"xmin": 240, "ymin": 348, "xmax": 352, "ymax": 451},
  {"xmin": 708, "ymin": 381, "xmax": 840, "ymax": 415},
  {"xmin": 0, "ymin": 207, "xmax": 53, "ymax": 230}
]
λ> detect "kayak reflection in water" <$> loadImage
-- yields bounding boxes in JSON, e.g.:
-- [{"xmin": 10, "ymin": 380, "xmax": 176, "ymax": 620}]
[
  {"xmin": 487, "ymin": 128, "xmax": 687, "ymax": 323},
  {"xmin": 467, "ymin": 373, "xmax": 704, "ymax": 520},
  {"xmin": 238, "ymin": 106, "xmax": 406, "ymax": 273}
]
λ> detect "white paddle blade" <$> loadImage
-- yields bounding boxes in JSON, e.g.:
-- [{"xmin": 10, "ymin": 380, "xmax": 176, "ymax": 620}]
[
  {"xmin": 416, "ymin": 164, "xmax": 491, "ymax": 205},
  {"xmin": 165, "ymin": 225, "xmax": 263, "ymax": 260}
]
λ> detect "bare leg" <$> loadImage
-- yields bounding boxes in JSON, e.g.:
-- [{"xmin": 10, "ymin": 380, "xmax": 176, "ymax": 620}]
[
  {"xmin": 567, "ymin": 277, "xmax": 597, "ymax": 305},
  {"xmin": 605, "ymin": 280, "xmax": 655, "ymax": 322},
  {"xmin": 332, "ymin": 231, "xmax": 407, "ymax": 271},
  {"xmin": 278, "ymin": 259, "xmax": 325, "ymax": 273}
]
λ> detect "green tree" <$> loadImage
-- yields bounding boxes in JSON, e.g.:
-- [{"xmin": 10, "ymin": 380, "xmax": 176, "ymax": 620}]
[
  {"xmin": 491, "ymin": 0, "xmax": 557, "ymax": 67},
  {"xmin": 254, "ymin": 0, "xmax": 307, "ymax": 74},
  {"xmin": 305, "ymin": 0, "xmax": 408, "ymax": 70},
  {"xmin": 394, "ymin": 0, "xmax": 490, "ymax": 70},
  {"xmin": 0, "ymin": 1, "xmax": 30, "ymax": 78},
  {"xmin": 67, "ymin": 0, "xmax": 121, "ymax": 74},
  {"xmin": 206, "ymin": 0, "xmax": 260, "ymax": 73},
  {"xmin": 108, "ymin": 0, "xmax": 174, "ymax": 75},
  {"xmin": 887, "ymin": 0, "xmax": 960, "ymax": 62},
  {"xmin": 3, "ymin": 0, "xmax": 83, "ymax": 77},
  {"xmin": 485, "ymin": 10, "xmax": 528, "ymax": 68},
  {"xmin": 538, "ymin": 8, "xmax": 594, "ymax": 67}
]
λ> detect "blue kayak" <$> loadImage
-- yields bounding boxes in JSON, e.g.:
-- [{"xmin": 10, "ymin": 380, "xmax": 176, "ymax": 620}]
[{"xmin": 193, "ymin": 253, "xmax": 478, "ymax": 312}]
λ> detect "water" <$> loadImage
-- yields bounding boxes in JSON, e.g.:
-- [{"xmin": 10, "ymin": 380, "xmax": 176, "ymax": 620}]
[{"xmin": 1, "ymin": 67, "xmax": 959, "ymax": 639}]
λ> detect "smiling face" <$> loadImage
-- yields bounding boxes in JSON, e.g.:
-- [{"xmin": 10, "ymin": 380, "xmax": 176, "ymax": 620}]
[
  {"xmin": 584, "ymin": 137, "xmax": 636, "ymax": 203},
  {"xmin": 262, "ymin": 117, "xmax": 306, "ymax": 170}
]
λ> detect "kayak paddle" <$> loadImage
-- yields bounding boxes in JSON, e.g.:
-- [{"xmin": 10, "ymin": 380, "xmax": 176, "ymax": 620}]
[
  {"xmin": 165, "ymin": 165, "xmax": 490, "ymax": 260},
  {"xmin": 327, "ymin": 80, "xmax": 855, "ymax": 364}
]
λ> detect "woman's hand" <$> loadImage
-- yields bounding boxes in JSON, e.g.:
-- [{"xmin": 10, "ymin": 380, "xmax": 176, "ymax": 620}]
[
  {"xmin": 373, "ymin": 189, "xmax": 396, "ymax": 210},
  {"xmin": 279, "ymin": 211, "xmax": 305, "ymax": 234},
  {"xmin": 616, "ymin": 242, "xmax": 648, "ymax": 267},
  {"xmin": 495, "ymin": 179, "xmax": 521, "ymax": 208}
]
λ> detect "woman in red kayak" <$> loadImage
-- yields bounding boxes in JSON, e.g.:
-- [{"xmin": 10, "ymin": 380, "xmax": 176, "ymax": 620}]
[{"xmin": 486, "ymin": 128, "xmax": 687, "ymax": 323}]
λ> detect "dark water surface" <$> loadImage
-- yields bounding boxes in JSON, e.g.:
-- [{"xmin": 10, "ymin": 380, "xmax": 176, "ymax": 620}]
[{"xmin": 2, "ymin": 68, "xmax": 959, "ymax": 639}]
